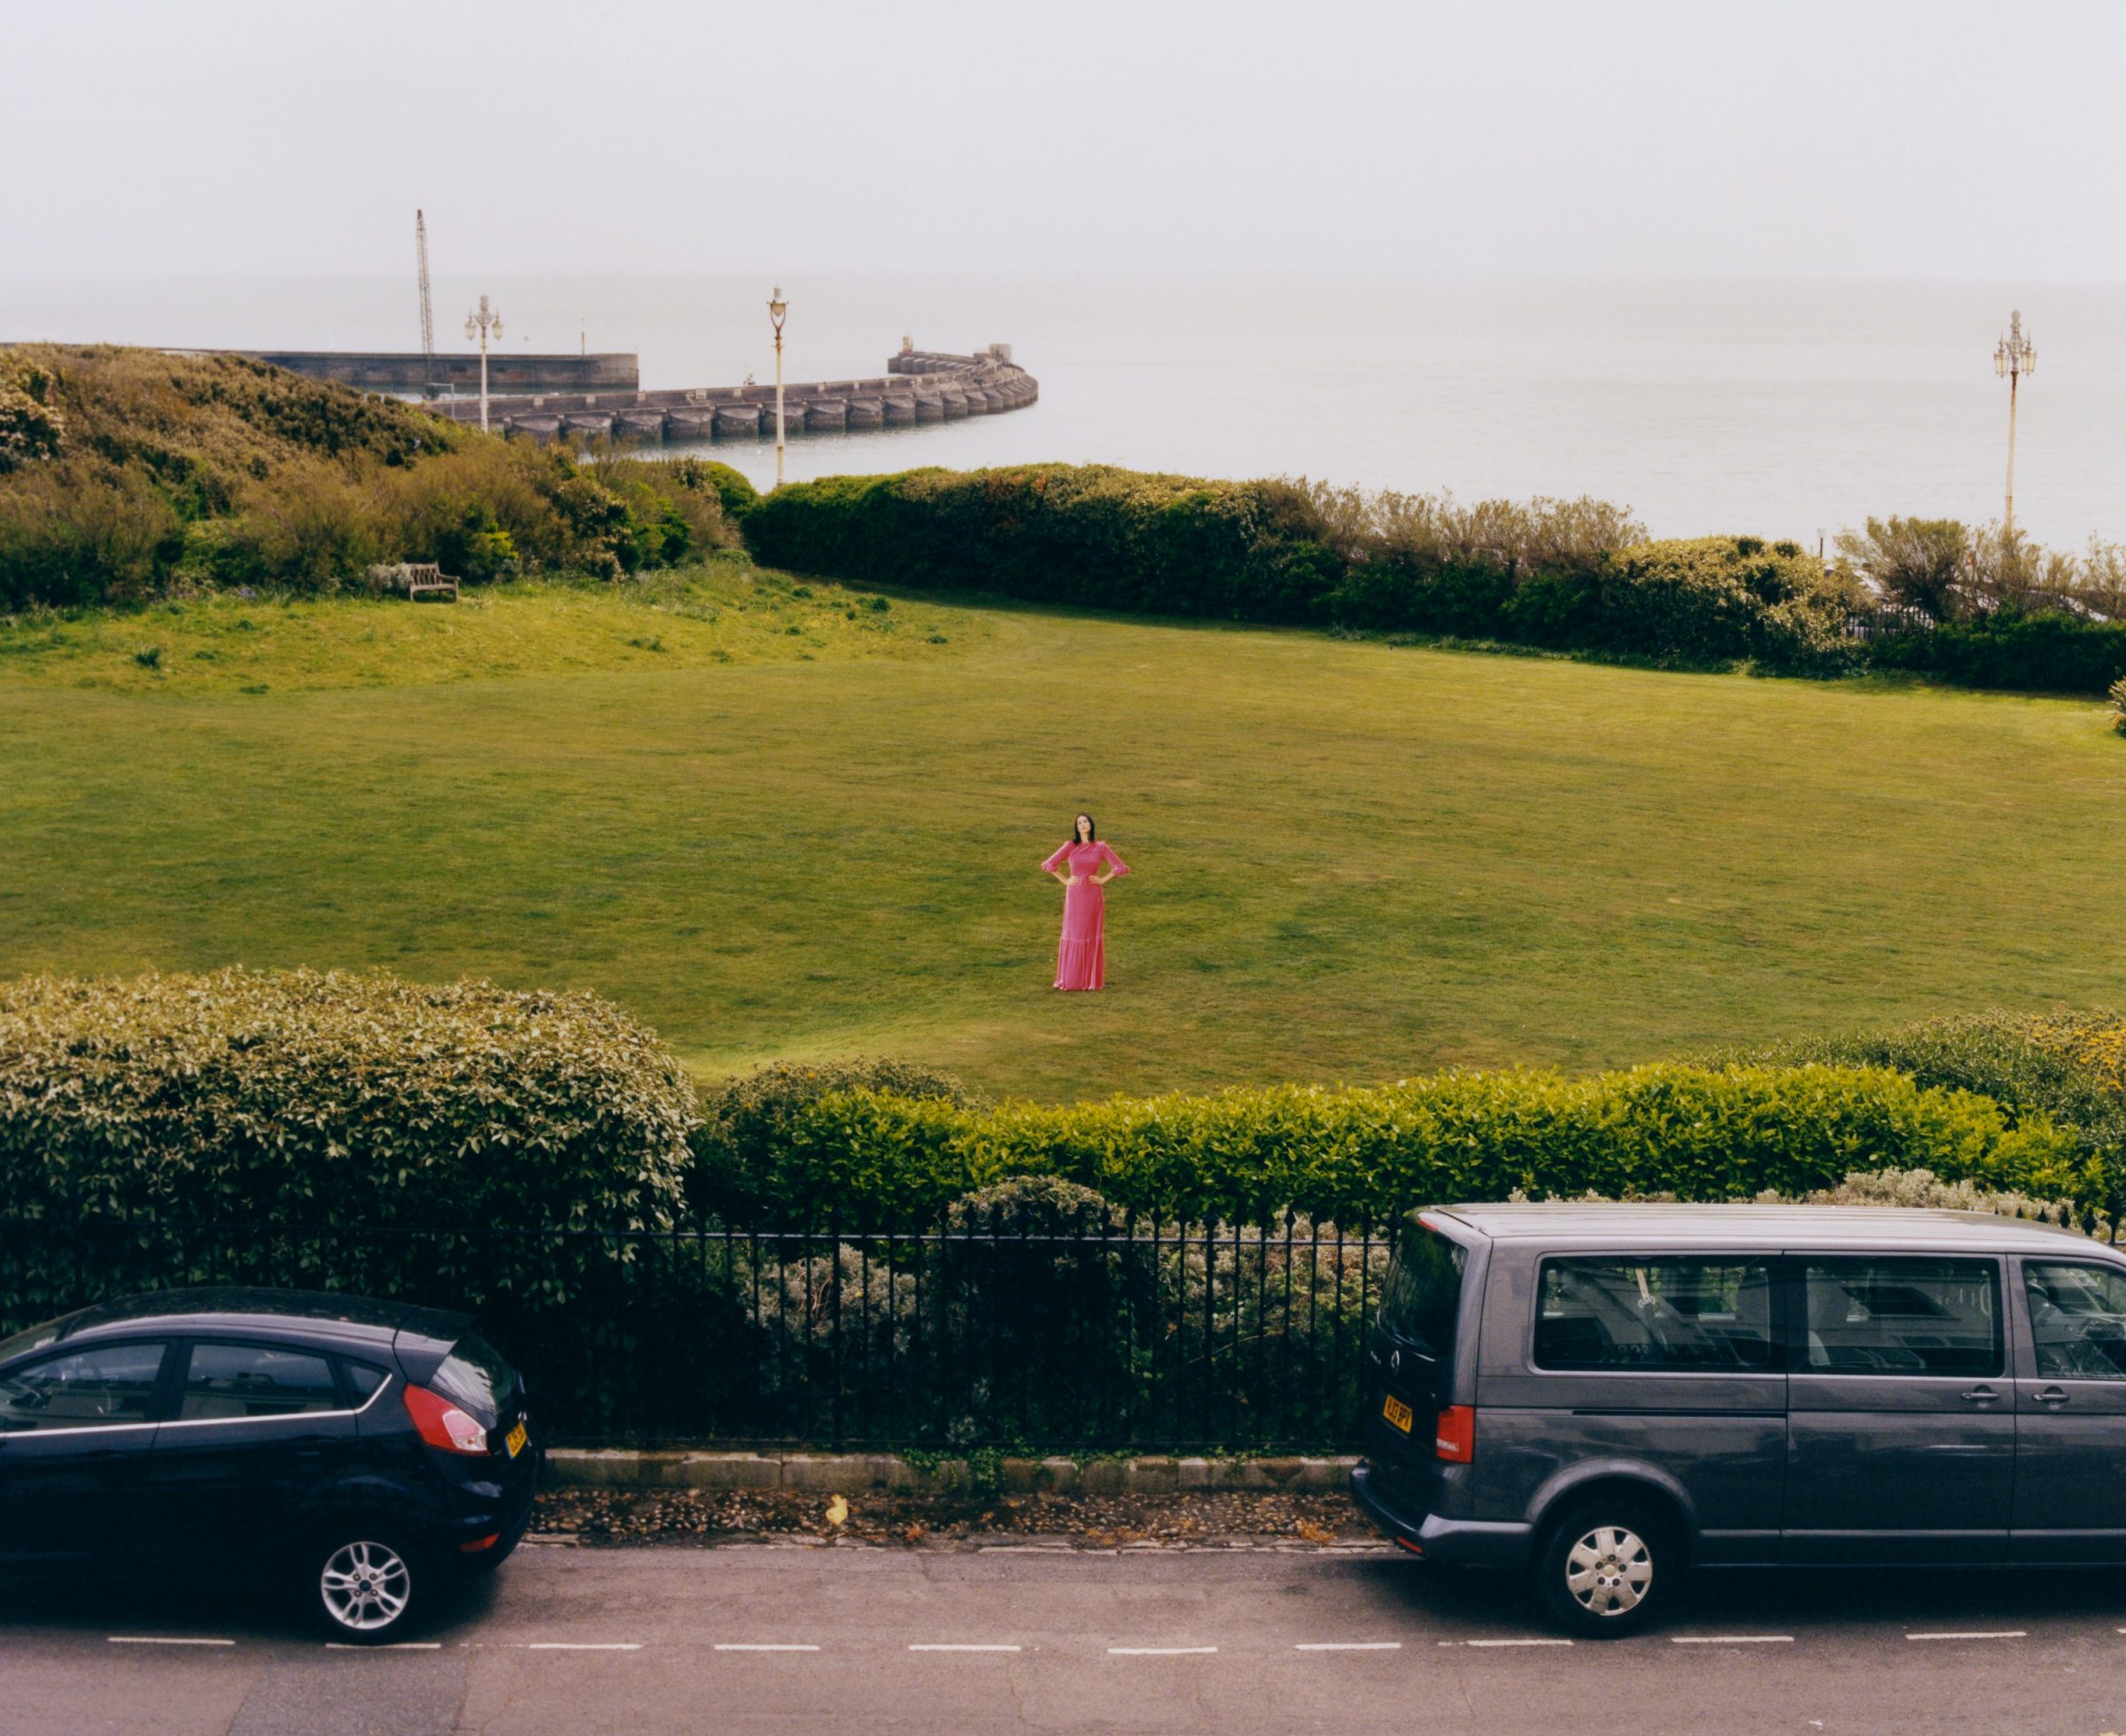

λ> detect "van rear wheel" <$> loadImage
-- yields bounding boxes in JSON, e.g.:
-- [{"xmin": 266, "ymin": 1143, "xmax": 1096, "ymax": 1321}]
[{"xmin": 1533, "ymin": 1498, "xmax": 1672, "ymax": 1638}]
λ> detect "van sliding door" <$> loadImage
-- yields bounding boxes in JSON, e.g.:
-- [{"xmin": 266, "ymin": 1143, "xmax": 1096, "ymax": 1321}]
[{"xmin": 1782, "ymin": 1255, "xmax": 2013, "ymax": 1564}]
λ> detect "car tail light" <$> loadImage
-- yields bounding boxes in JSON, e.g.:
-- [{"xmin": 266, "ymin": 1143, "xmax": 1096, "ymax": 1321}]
[
  {"xmin": 458, "ymin": 1533, "xmax": 501, "ymax": 1554},
  {"xmin": 1434, "ymin": 1404, "xmax": 1475, "ymax": 1464},
  {"xmin": 404, "ymin": 1383, "xmax": 491, "ymax": 1455}
]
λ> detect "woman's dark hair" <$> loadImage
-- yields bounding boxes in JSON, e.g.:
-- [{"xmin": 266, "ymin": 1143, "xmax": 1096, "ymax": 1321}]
[{"xmin": 1073, "ymin": 812, "xmax": 1096, "ymax": 842}]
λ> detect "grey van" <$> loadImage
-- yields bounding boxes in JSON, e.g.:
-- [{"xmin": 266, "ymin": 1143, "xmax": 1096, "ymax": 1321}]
[{"xmin": 1351, "ymin": 1203, "xmax": 2126, "ymax": 1636}]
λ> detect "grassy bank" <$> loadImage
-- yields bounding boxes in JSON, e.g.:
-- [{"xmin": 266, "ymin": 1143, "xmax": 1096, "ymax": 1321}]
[
  {"xmin": 0, "ymin": 559, "xmax": 976, "ymax": 694},
  {"xmin": 1, "ymin": 582, "xmax": 2119, "ymax": 1099}
]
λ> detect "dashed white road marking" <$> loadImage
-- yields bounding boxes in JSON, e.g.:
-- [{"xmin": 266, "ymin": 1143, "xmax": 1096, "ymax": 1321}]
[
  {"xmin": 1905, "ymin": 1631, "xmax": 2026, "ymax": 1642},
  {"xmin": 715, "ymin": 1643, "xmax": 822, "ymax": 1653},
  {"xmin": 326, "ymin": 1642, "xmax": 443, "ymax": 1651},
  {"xmin": 525, "ymin": 1643, "xmax": 644, "ymax": 1652},
  {"xmin": 1107, "ymin": 1646, "xmax": 1217, "ymax": 1655},
  {"xmin": 107, "ymin": 1637, "xmax": 235, "ymax": 1647},
  {"xmin": 909, "ymin": 1644, "xmax": 1023, "ymax": 1653},
  {"xmin": 1672, "ymin": 1635, "xmax": 1794, "ymax": 1645},
  {"xmin": 1455, "ymin": 1638, "xmax": 1575, "ymax": 1647},
  {"xmin": 1294, "ymin": 1642, "xmax": 1403, "ymax": 1652}
]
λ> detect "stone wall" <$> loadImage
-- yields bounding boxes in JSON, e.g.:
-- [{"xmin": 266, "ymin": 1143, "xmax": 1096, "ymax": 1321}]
[
  {"xmin": 418, "ymin": 344, "xmax": 1038, "ymax": 446},
  {"xmin": 172, "ymin": 350, "xmax": 640, "ymax": 395}
]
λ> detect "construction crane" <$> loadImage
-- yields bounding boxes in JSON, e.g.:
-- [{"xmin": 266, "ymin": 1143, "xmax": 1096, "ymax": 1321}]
[{"xmin": 415, "ymin": 209, "xmax": 436, "ymax": 396}]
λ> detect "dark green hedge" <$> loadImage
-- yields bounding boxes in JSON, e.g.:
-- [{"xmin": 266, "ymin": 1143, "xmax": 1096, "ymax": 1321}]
[
  {"xmin": 744, "ymin": 466, "xmax": 1343, "ymax": 624},
  {"xmin": 743, "ymin": 467, "xmax": 1865, "ymax": 673},
  {"xmin": 1868, "ymin": 609, "xmax": 2126, "ymax": 696},
  {"xmin": 745, "ymin": 464, "xmax": 2126, "ymax": 696},
  {"xmin": 0, "ymin": 968, "xmax": 697, "ymax": 1228},
  {"xmin": 1726, "ymin": 1011, "xmax": 2126, "ymax": 1226},
  {"xmin": 687, "ymin": 1062, "xmax": 2086, "ymax": 1228}
]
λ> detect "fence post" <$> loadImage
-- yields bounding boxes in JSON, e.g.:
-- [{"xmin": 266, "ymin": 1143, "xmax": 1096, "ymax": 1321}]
[{"xmin": 828, "ymin": 1206, "xmax": 843, "ymax": 1449}]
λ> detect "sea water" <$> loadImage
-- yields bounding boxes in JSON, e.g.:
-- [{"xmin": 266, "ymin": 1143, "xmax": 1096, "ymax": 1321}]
[{"xmin": 6, "ymin": 271, "xmax": 2121, "ymax": 547}]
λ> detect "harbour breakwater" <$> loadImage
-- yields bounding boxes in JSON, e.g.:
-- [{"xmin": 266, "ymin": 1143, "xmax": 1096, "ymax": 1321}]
[{"xmin": 418, "ymin": 342, "xmax": 1037, "ymax": 445}]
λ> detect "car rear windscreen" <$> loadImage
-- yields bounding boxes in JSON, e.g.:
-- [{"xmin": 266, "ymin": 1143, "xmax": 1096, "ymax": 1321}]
[
  {"xmin": 1378, "ymin": 1221, "xmax": 1467, "ymax": 1364},
  {"xmin": 430, "ymin": 1329, "xmax": 521, "ymax": 1419}
]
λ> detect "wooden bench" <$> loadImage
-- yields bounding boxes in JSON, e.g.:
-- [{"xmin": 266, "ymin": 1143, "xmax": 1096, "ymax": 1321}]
[{"xmin": 367, "ymin": 562, "xmax": 460, "ymax": 602}]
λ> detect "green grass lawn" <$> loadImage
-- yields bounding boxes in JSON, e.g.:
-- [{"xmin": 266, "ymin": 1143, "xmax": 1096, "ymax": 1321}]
[{"xmin": 2, "ymin": 564, "xmax": 2120, "ymax": 1100}]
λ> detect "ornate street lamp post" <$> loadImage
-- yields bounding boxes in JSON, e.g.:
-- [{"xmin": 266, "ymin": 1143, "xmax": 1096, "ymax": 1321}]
[
  {"xmin": 1993, "ymin": 308, "xmax": 2036, "ymax": 535},
  {"xmin": 465, "ymin": 294, "xmax": 503, "ymax": 434},
  {"xmin": 768, "ymin": 284, "xmax": 788, "ymax": 488}
]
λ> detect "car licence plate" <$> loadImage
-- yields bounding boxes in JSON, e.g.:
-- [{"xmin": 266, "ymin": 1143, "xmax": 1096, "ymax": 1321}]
[
  {"xmin": 1381, "ymin": 1394, "xmax": 1414, "ymax": 1435},
  {"xmin": 505, "ymin": 1420, "xmax": 529, "ymax": 1459}
]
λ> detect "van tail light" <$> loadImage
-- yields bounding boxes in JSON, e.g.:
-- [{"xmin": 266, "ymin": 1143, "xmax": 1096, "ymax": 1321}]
[
  {"xmin": 404, "ymin": 1383, "xmax": 491, "ymax": 1456},
  {"xmin": 1434, "ymin": 1404, "xmax": 1475, "ymax": 1464}
]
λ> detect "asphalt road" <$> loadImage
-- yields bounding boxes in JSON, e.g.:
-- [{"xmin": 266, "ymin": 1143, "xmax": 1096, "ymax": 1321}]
[{"xmin": 6, "ymin": 1542, "xmax": 2126, "ymax": 1734}]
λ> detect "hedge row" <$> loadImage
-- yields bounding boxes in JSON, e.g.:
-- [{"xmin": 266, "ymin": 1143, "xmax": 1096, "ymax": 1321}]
[
  {"xmin": 0, "ymin": 968, "xmax": 694, "ymax": 1233},
  {"xmin": 744, "ymin": 465, "xmax": 1339, "ymax": 624},
  {"xmin": 1868, "ymin": 609, "xmax": 2126, "ymax": 696},
  {"xmin": 742, "ymin": 467, "xmax": 1866, "ymax": 673},
  {"xmin": 688, "ymin": 1063, "xmax": 2088, "ymax": 1228},
  {"xmin": 4, "ymin": 973, "xmax": 2117, "ymax": 1243},
  {"xmin": 741, "ymin": 463, "xmax": 2126, "ymax": 694},
  {"xmin": 1727, "ymin": 1010, "xmax": 2126, "ymax": 1222}
]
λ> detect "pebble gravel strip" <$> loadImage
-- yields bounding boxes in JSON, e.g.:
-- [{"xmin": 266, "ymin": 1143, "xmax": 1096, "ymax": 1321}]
[{"xmin": 532, "ymin": 1486, "xmax": 1377, "ymax": 1549}]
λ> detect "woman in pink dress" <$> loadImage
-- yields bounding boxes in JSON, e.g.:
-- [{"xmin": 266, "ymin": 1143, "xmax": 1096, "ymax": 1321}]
[{"xmin": 1042, "ymin": 814, "xmax": 1130, "ymax": 991}]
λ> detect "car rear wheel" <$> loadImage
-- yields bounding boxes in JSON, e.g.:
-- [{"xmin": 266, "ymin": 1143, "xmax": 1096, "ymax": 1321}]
[
  {"xmin": 1533, "ymin": 1498, "xmax": 1673, "ymax": 1638},
  {"xmin": 311, "ymin": 1531, "xmax": 423, "ymax": 1642}
]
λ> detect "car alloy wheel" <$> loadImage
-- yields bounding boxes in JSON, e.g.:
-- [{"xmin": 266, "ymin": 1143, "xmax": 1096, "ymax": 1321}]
[
  {"xmin": 319, "ymin": 1538, "xmax": 414, "ymax": 1637},
  {"xmin": 1563, "ymin": 1524, "xmax": 1652, "ymax": 1618}
]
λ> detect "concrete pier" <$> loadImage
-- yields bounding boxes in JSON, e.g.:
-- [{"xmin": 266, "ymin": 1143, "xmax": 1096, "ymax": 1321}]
[{"xmin": 419, "ymin": 343, "xmax": 1038, "ymax": 448}]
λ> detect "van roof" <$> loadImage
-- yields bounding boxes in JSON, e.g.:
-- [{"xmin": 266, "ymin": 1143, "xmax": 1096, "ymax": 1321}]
[{"xmin": 1425, "ymin": 1202, "xmax": 2103, "ymax": 1254}]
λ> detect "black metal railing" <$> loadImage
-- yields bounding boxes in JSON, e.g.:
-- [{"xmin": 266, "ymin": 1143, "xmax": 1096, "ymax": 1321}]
[{"xmin": 0, "ymin": 1210, "xmax": 1391, "ymax": 1452}]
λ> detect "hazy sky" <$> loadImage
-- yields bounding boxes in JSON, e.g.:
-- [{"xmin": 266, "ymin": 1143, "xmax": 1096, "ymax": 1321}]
[{"xmin": 9, "ymin": 0, "xmax": 2123, "ymax": 282}]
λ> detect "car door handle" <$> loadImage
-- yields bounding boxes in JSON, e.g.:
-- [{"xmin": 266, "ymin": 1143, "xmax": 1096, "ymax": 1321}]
[
  {"xmin": 1959, "ymin": 1385, "xmax": 2001, "ymax": 1404},
  {"xmin": 2031, "ymin": 1386, "xmax": 2071, "ymax": 1406}
]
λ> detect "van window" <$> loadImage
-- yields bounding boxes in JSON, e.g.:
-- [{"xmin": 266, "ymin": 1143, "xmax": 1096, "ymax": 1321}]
[
  {"xmin": 1535, "ymin": 1259, "xmax": 1775, "ymax": 1371},
  {"xmin": 1378, "ymin": 1222, "xmax": 1466, "ymax": 1362},
  {"xmin": 2024, "ymin": 1262, "xmax": 2126, "ymax": 1380},
  {"xmin": 1802, "ymin": 1258, "xmax": 2000, "ymax": 1376}
]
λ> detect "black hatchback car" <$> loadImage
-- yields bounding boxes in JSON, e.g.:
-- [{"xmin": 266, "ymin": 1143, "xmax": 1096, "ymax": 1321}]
[{"xmin": 0, "ymin": 1287, "xmax": 536, "ymax": 1641}]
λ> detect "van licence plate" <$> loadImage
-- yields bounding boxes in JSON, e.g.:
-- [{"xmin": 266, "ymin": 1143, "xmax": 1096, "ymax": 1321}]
[
  {"xmin": 505, "ymin": 1420, "xmax": 529, "ymax": 1459},
  {"xmin": 1381, "ymin": 1394, "xmax": 1414, "ymax": 1435}
]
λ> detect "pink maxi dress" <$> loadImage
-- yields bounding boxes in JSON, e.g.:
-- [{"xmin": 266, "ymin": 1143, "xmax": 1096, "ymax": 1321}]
[{"xmin": 1042, "ymin": 841, "xmax": 1131, "ymax": 990}]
